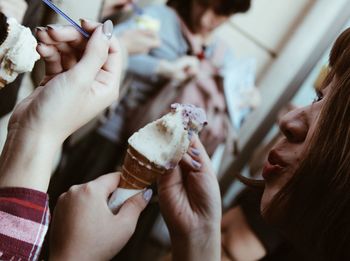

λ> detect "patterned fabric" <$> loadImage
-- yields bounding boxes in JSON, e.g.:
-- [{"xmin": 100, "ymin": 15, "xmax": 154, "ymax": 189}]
[{"xmin": 0, "ymin": 187, "xmax": 50, "ymax": 261}]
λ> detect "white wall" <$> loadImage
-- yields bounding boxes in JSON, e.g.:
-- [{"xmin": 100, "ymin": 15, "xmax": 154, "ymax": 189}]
[{"xmin": 216, "ymin": 0, "xmax": 315, "ymax": 80}]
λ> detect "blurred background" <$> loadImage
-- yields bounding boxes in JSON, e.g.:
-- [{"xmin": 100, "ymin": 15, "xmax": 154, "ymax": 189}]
[{"xmin": 1, "ymin": 0, "xmax": 350, "ymax": 260}]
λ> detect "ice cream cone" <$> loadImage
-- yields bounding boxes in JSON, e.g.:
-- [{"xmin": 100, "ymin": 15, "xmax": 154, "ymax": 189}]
[
  {"xmin": 108, "ymin": 104, "xmax": 207, "ymax": 213},
  {"xmin": 119, "ymin": 145, "xmax": 168, "ymax": 190}
]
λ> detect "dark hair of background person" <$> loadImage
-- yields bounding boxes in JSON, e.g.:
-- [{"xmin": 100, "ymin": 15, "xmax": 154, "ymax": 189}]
[
  {"xmin": 264, "ymin": 27, "xmax": 350, "ymax": 261},
  {"xmin": 167, "ymin": 0, "xmax": 251, "ymax": 32}
]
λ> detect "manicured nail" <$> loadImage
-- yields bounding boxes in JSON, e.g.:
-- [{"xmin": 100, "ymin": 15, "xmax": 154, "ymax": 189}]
[
  {"xmin": 143, "ymin": 189, "xmax": 153, "ymax": 202},
  {"xmin": 188, "ymin": 130, "xmax": 193, "ymax": 140},
  {"xmin": 47, "ymin": 24, "xmax": 62, "ymax": 30},
  {"xmin": 191, "ymin": 148, "xmax": 200, "ymax": 156},
  {"xmin": 192, "ymin": 160, "xmax": 201, "ymax": 169},
  {"xmin": 79, "ymin": 18, "xmax": 94, "ymax": 24},
  {"xmin": 103, "ymin": 20, "xmax": 113, "ymax": 40},
  {"xmin": 35, "ymin": 26, "xmax": 46, "ymax": 32}
]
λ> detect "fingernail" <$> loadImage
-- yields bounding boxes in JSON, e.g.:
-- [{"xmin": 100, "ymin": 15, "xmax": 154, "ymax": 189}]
[
  {"xmin": 103, "ymin": 20, "xmax": 113, "ymax": 40},
  {"xmin": 192, "ymin": 160, "xmax": 201, "ymax": 169},
  {"xmin": 35, "ymin": 26, "xmax": 46, "ymax": 32},
  {"xmin": 143, "ymin": 189, "xmax": 153, "ymax": 202},
  {"xmin": 47, "ymin": 24, "xmax": 62, "ymax": 30},
  {"xmin": 191, "ymin": 148, "xmax": 200, "ymax": 156},
  {"xmin": 79, "ymin": 18, "xmax": 94, "ymax": 24},
  {"xmin": 188, "ymin": 130, "xmax": 193, "ymax": 140}
]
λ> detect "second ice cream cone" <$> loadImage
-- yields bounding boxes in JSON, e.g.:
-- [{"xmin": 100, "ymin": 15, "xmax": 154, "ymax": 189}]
[{"xmin": 119, "ymin": 145, "xmax": 168, "ymax": 190}]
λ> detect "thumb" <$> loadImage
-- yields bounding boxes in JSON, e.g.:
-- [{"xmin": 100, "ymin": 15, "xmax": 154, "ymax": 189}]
[
  {"xmin": 70, "ymin": 20, "xmax": 113, "ymax": 85},
  {"xmin": 117, "ymin": 189, "xmax": 152, "ymax": 221}
]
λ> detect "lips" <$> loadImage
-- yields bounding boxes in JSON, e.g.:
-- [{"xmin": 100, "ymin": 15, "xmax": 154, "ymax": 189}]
[
  {"xmin": 268, "ymin": 150, "xmax": 287, "ymax": 167},
  {"xmin": 262, "ymin": 150, "xmax": 287, "ymax": 180}
]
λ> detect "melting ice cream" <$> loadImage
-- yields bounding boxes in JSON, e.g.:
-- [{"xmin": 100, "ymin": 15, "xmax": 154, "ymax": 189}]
[
  {"xmin": 128, "ymin": 103, "xmax": 207, "ymax": 169},
  {"xmin": 0, "ymin": 17, "xmax": 40, "ymax": 87}
]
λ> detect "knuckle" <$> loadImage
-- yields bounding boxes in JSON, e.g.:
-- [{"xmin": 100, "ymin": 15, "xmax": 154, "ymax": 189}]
[
  {"xmin": 66, "ymin": 70, "xmax": 84, "ymax": 86},
  {"xmin": 68, "ymin": 185, "xmax": 80, "ymax": 194},
  {"xmin": 127, "ymin": 197, "xmax": 144, "ymax": 212},
  {"xmin": 57, "ymin": 192, "xmax": 67, "ymax": 202},
  {"xmin": 81, "ymin": 182, "xmax": 94, "ymax": 195}
]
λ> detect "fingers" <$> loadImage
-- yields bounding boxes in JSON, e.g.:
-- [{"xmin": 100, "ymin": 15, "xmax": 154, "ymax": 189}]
[
  {"xmin": 157, "ymin": 167, "xmax": 183, "ymax": 193},
  {"xmin": 37, "ymin": 43, "xmax": 63, "ymax": 76},
  {"xmin": 100, "ymin": 37, "xmax": 122, "ymax": 75},
  {"xmin": 41, "ymin": 25, "xmax": 85, "ymax": 49},
  {"xmin": 117, "ymin": 189, "xmax": 152, "ymax": 221},
  {"xmin": 180, "ymin": 153, "xmax": 202, "ymax": 172},
  {"xmin": 179, "ymin": 135, "xmax": 212, "ymax": 173},
  {"xmin": 80, "ymin": 19, "xmax": 101, "ymax": 32},
  {"xmin": 36, "ymin": 22, "xmax": 94, "ymax": 51},
  {"xmin": 189, "ymin": 135, "xmax": 211, "ymax": 164},
  {"xmin": 70, "ymin": 20, "xmax": 113, "ymax": 85},
  {"xmin": 90, "ymin": 172, "xmax": 121, "ymax": 198},
  {"xmin": 36, "ymin": 27, "xmax": 61, "ymax": 45}
]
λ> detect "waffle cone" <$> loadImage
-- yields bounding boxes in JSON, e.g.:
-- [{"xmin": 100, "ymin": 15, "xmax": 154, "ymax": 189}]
[{"xmin": 119, "ymin": 145, "xmax": 168, "ymax": 189}]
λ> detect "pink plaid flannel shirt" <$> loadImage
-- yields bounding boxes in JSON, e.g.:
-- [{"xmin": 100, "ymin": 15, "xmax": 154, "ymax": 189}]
[{"xmin": 0, "ymin": 187, "xmax": 50, "ymax": 260}]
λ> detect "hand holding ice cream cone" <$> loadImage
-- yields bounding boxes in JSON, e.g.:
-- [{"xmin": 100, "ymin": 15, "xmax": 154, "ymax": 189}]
[{"xmin": 108, "ymin": 103, "xmax": 207, "ymax": 213}]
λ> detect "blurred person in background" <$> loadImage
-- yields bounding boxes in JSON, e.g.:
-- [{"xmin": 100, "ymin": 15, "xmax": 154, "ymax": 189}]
[{"xmin": 49, "ymin": 0, "xmax": 254, "ymax": 210}]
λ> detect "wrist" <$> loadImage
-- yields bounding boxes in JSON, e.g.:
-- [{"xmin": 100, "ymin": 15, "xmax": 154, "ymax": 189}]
[
  {"xmin": 170, "ymin": 225, "xmax": 221, "ymax": 261},
  {"xmin": 0, "ymin": 128, "xmax": 60, "ymax": 192}
]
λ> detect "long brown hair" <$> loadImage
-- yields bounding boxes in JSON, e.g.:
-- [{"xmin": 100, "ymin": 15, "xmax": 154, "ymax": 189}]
[
  {"xmin": 167, "ymin": 0, "xmax": 251, "ymax": 32},
  {"xmin": 265, "ymin": 28, "xmax": 350, "ymax": 260}
]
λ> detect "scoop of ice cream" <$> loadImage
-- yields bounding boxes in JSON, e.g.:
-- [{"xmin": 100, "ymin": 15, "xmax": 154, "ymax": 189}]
[
  {"xmin": 170, "ymin": 103, "xmax": 207, "ymax": 133},
  {"xmin": 0, "ymin": 17, "xmax": 40, "ymax": 86},
  {"xmin": 135, "ymin": 15, "xmax": 160, "ymax": 33},
  {"xmin": 128, "ymin": 104, "xmax": 207, "ymax": 169}
]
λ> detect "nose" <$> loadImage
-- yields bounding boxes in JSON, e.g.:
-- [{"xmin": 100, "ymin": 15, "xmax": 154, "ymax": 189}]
[{"xmin": 278, "ymin": 107, "xmax": 309, "ymax": 143}]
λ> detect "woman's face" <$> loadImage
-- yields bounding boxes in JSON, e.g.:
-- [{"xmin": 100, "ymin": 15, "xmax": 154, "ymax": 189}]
[
  {"xmin": 101, "ymin": 0, "xmax": 132, "ymax": 19},
  {"xmin": 191, "ymin": 2, "xmax": 228, "ymax": 37},
  {"xmin": 261, "ymin": 85, "xmax": 331, "ymax": 211}
]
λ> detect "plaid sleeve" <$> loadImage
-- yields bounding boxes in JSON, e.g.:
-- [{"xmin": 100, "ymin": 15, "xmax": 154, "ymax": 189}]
[{"xmin": 0, "ymin": 187, "xmax": 50, "ymax": 261}]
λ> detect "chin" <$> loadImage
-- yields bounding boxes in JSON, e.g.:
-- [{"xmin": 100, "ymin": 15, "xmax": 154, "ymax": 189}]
[
  {"xmin": 260, "ymin": 191, "xmax": 269, "ymax": 214},
  {"xmin": 260, "ymin": 188, "xmax": 277, "ymax": 220}
]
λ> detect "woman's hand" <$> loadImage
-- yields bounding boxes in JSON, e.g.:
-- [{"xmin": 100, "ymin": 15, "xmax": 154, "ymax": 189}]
[
  {"xmin": 50, "ymin": 172, "xmax": 152, "ymax": 261},
  {"xmin": 0, "ymin": 20, "xmax": 122, "ymax": 192},
  {"xmin": 120, "ymin": 28, "xmax": 160, "ymax": 55},
  {"xmin": 157, "ymin": 56, "xmax": 200, "ymax": 82},
  {"xmin": 158, "ymin": 135, "xmax": 222, "ymax": 261},
  {"xmin": 10, "ymin": 20, "xmax": 122, "ymax": 144}
]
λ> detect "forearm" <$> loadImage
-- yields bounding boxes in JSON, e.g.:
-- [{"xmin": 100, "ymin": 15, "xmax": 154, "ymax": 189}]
[
  {"xmin": 171, "ymin": 228, "xmax": 221, "ymax": 261},
  {"xmin": 0, "ymin": 129, "xmax": 59, "ymax": 192},
  {"xmin": 128, "ymin": 55, "xmax": 164, "ymax": 80}
]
